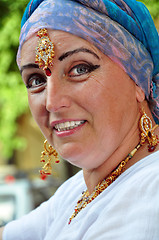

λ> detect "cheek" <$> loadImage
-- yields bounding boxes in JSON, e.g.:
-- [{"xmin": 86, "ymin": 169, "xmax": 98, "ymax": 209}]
[
  {"xmin": 85, "ymin": 71, "xmax": 137, "ymax": 128},
  {"xmin": 28, "ymin": 93, "xmax": 47, "ymax": 127}
]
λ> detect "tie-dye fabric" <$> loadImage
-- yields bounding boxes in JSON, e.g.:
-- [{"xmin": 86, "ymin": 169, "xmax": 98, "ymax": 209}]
[{"xmin": 17, "ymin": 0, "xmax": 159, "ymax": 123}]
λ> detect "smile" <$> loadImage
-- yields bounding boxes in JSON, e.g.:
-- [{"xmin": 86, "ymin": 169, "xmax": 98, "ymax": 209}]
[{"xmin": 54, "ymin": 120, "xmax": 86, "ymax": 132}]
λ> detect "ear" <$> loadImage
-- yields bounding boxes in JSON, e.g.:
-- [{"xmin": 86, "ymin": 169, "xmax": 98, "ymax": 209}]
[{"xmin": 135, "ymin": 85, "xmax": 145, "ymax": 103}]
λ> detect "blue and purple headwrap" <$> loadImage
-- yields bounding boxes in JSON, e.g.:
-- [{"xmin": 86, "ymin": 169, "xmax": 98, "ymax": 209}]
[{"xmin": 17, "ymin": 0, "xmax": 159, "ymax": 123}]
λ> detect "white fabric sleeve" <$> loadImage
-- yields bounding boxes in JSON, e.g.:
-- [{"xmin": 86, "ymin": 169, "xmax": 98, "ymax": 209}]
[{"xmin": 3, "ymin": 195, "xmax": 55, "ymax": 240}]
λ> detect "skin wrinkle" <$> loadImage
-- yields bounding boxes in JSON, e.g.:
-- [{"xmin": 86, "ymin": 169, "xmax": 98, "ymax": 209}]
[
  {"xmin": 21, "ymin": 30, "xmax": 159, "ymax": 193},
  {"xmin": 18, "ymin": 0, "xmax": 159, "ymax": 126}
]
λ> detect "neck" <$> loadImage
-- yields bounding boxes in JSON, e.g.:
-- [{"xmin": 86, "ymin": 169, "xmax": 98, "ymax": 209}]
[{"xmin": 83, "ymin": 123, "xmax": 159, "ymax": 194}]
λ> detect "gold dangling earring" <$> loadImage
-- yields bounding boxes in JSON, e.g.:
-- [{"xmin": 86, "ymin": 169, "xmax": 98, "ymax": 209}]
[
  {"xmin": 139, "ymin": 109, "xmax": 158, "ymax": 152},
  {"xmin": 40, "ymin": 140, "xmax": 59, "ymax": 180}
]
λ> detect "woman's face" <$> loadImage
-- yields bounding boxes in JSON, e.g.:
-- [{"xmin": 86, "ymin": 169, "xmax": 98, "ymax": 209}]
[{"xmin": 20, "ymin": 30, "xmax": 141, "ymax": 169}]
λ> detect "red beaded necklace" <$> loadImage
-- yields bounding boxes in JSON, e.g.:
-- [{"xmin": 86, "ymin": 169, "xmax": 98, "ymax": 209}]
[
  {"xmin": 68, "ymin": 116, "xmax": 159, "ymax": 225},
  {"xmin": 68, "ymin": 142, "xmax": 141, "ymax": 224}
]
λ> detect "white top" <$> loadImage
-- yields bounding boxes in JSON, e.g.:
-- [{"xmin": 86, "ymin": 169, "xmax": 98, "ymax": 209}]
[{"xmin": 3, "ymin": 151, "xmax": 159, "ymax": 240}]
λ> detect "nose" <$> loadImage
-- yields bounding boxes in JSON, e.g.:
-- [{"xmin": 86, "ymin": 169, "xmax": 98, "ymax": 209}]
[{"xmin": 46, "ymin": 76, "xmax": 71, "ymax": 112}]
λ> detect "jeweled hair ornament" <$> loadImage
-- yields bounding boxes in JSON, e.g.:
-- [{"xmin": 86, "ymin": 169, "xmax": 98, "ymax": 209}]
[{"xmin": 35, "ymin": 28, "xmax": 55, "ymax": 76}]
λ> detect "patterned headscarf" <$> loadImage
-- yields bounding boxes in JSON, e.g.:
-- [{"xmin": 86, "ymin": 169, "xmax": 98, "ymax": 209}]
[{"xmin": 17, "ymin": 0, "xmax": 159, "ymax": 123}]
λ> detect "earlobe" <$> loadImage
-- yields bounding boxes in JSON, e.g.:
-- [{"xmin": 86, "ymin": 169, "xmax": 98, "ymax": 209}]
[{"xmin": 135, "ymin": 85, "xmax": 145, "ymax": 102}]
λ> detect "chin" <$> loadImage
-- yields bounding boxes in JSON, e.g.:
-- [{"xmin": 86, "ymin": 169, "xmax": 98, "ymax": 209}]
[
  {"xmin": 61, "ymin": 152, "xmax": 99, "ymax": 170},
  {"xmin": 58, "ymin": 148, "xmax": 86, "ymax": 168}
]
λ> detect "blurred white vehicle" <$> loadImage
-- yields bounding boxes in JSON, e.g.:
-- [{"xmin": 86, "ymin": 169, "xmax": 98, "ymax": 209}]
[
  {"xmin": 0, "ymin": 179, "xmax": 34, "ymax": 226},
  {"xmin": 0, "ymin": 166, "xmax": 62, "ymax": 227}
]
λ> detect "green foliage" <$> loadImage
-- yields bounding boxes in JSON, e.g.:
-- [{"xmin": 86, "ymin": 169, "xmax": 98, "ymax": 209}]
[
  {"xmin": 0, "ymin": 0, "xmax": 28, "ymax": 160},
  {"xmin": 0, "ymin": 0, "xmax": 158, "ymax": 161},
  {"xmin": 139, "ymin": 0, "xmax": 159, "ymax": 20}
]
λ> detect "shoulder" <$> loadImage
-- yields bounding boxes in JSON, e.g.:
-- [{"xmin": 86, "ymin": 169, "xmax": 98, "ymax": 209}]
[
  {"xmin": 2, "ymin": 171, "xmax": 84, "ymax": 240},
  {"xmin": 128, "ymin": 150, "xmax": 159, "ymax": 180},
  {"xmin": 80, "ymin": 152, "xmax": 159, "ymax": 239},
  {"xmin": 117, "ymin": 150, "xmax": 159, "ymax": 196}
]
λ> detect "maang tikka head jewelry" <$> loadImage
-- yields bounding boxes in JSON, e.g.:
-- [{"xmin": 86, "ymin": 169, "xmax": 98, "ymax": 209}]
[
  {"xmin": 40, "ymin": 140, "xmax": 59, "ymax": 180},
  {"xmin": 35, "ymin": 28, "xmax": 55, "ymax": 76}
]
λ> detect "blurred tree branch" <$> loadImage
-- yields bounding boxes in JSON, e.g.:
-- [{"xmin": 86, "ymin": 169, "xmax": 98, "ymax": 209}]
[{"xmin": 0, "ymin": 0, "xmax": 28, "ymax": 161}]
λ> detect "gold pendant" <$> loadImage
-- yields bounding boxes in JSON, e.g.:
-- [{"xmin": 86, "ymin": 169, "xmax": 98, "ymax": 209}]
[{"xmin": 35, "ymin": 29, "xmax": 55, "ymax": 75}]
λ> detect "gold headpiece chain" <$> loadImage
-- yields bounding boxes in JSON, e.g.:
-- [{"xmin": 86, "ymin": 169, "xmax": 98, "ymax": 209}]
[{"xmin": 35, "ymin": 29, "xmax": 55, "ymax": 76}]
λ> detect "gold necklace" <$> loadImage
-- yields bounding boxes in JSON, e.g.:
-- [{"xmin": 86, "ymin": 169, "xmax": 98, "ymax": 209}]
[{"xmin": 68, "ymin": 143, "xmax": 141, "ymax": 224}]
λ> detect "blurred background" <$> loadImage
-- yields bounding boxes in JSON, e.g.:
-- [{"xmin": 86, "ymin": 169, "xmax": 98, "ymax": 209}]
[{"xmin": 0, "ymin": 0, "xmax": 159, "ymax": 227}]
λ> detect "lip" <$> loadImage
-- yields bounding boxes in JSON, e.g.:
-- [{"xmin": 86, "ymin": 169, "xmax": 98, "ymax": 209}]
[{"xmin": 51, "ymin": 119, "xmax": 86, "ymax": 137}]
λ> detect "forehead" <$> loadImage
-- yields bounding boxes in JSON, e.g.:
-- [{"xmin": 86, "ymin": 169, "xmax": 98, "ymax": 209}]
[{"xmin": 20, "ymin": 30, "xmax": 100, "ymax": 66}]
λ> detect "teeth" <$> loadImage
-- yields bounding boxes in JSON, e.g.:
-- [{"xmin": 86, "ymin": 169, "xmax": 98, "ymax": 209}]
[{"xmin": 54, "ymin": 120, "xmax": 85, "ymax": 131}]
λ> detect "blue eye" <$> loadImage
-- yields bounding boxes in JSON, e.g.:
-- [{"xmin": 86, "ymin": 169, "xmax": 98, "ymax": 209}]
[
  {"xmin": 26, "ymin": 74, "xmax": 47, "ymax": 89},
  {"xmin": 68, "ymin": 63, "xmax": 100, "ymax": 77}
]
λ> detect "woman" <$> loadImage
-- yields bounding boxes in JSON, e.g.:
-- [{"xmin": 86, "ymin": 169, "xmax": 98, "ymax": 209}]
[{"xmin": 1, "ymin": 0, "xmax": 159, "ymax": 239}]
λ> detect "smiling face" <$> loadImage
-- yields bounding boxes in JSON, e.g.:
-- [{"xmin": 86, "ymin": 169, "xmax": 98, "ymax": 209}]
[{"xmin": 20, "ymin": 30, "xmax": 143, "ymax": 170}]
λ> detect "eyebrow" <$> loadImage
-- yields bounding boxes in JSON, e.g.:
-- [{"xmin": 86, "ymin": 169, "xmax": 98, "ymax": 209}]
[
  {"xmin": 20, "ymin": 63, "xmax": 39, "ymax": 74},
  {"xmin": 58, "ymin": 47, "xmax": 100, "ymax": 61},
  {"xmin": 20, "ymin": 48, "xmax": 100, "ymax": 73}
]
